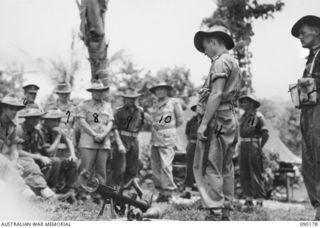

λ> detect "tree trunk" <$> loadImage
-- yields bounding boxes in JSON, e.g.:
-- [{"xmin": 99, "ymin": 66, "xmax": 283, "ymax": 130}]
[{"xmin": 76, "ymin": 0, "xmax": 109, "ymax": 82}]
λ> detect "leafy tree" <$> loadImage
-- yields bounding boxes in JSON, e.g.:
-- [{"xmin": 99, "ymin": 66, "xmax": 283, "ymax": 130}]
[
  {"xmin": 202, "ymin": 0, "xmax": 284, "ymax": 95},
  {"xmin": 0, "ymin": 63, "xmax": 24, "ymax": 98}
]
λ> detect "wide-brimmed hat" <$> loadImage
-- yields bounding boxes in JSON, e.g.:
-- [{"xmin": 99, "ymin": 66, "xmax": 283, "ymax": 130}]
[
  {"xmin": 120, "ymin": 89, "xmax": 141, "ymax": 98},
  {"xmin": 18, "ymin": 107, "xmax": 45, "ymax": 118},
  {"xmin": 238, "ymin": 94, "xmax": 260, "ymax": 108},
  {"xmin": 1, "ymin": 94, "xmax": 25, "ymax": 110},
  {"xmin": 149, "ymin": 82, "xmax": 173, "ymax": 94},
  {"xmin": 22, "ymin": 84, "xmax": 39, "ymax": 93},
  {"xmin": 41, "ymin": 109, "xmax": 64, "ymax": 119},
  {"xmin": 291, "ymin": 15, "xmax": 320, "ymax": 38},
  {"xmin": 55, "ymin": 83, "xmax": 71, "ymax": 94},
  {"xmin": 86, "ymin": 81, "xmax": 109, "ymax": 92},
  {"xmin": 194, "ymin": 25, "xmax": 235, "ymax": 53}
]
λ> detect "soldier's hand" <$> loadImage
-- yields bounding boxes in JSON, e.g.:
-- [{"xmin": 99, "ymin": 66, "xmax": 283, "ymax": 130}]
[
  {"xmin": 69, "ymin": 155, "xmax": 78, "ymax": 162},
  {"xmin": 198, "ymin": 123, "xmax": 208, "ymax": 141},
  {"xmin": 52, "ymin": 127, "xmax": 62, "ymax": 135},
  {"xmin": 40, "ymin": 156, "xmax": 51, "ymax": 166},
  {"xmin": 94, "ymin": 134, "xmax": 105, "ymax": 143},
  {"xmin": 118, "ymin": 144, "xmax": 126, "ymax": 154},
  {"xmin": 15, "ymin": 162, "xmax": 24, "ymax": 175}
]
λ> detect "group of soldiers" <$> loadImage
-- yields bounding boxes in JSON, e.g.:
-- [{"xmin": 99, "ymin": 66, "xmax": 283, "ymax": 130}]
[
  {"xmin": 0, "ymin": 13, "xmax": 320, "ymax": 222},
  {"xmin": 0, "ymin": 76, "xmax": 185, "ymax": 205}
]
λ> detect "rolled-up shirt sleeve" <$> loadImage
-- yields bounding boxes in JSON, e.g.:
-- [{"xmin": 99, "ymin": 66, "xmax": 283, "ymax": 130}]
[{"xmin": 210, "ymin": 57, "xmax": 231, "ymax": 83}]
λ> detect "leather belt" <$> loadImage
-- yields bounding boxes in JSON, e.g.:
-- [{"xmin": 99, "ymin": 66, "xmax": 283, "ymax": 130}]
[
  {"xmin": 240, "ymin": 137, "xmax": 260, "ymax": 142},
  {"xmin": 217, "ymin": 103, "xmax": 234, "ymax": 111},
  {"xmin": 120, "ymin": 130, "xmax": 138, "ymax": 138},
  {"xmin": 189, "ymin": 139, "xmax": 197, "ymax": 143}
]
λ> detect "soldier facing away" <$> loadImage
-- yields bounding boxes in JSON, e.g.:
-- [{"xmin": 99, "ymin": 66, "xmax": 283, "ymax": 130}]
[{"xmin": 193, "ymin": 25, "xmax": 241, "ymax": 221}]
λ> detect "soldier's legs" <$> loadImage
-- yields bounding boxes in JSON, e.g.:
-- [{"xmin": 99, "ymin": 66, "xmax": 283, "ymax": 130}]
[
  {"xmin": 184, "ymin": 142, "xmax": 196, "ymax": 188},
  {"xmin": 59, "ymin": 159, "xmax": 78, "ymax": 192},
  {"xmin": 111, "ymin": 150, "xmax": 126, "ymax": 185},
  {"xmin": 0, "ymin": 154, "xmax": 35, "ymax": 198},
  {"xmin": 44, "ymin": 157, "xmax": 62, "ymax": 189},
  {"xmin": 151, "ymin": 146, "xmax": 162, "ymax": 188},
  {"xmin": 301, "ymin": 106, "xmax": 320, "ymax": 208},
  {"xmin": 157, "ymin": 147, "xmax": 177, "ymax": 193},
  {"xmin": 18, "ymin": 156, "xmax": 48, "ymax": 193},
  {"xmin": 239, "ymin": 143, "xmax": 252, "ymax": 198},
  {"xmin": 249, "ymin": 143, "xmax": 266, "ymax": 199},
  {"xmin": 124, "ymin": 138, "xmax": 139, "ymax": 184},
  {"xmin": 79, "ymin": 148, "xmax": 97, "ymax": 177},
  {"xmin": 94, "ymin": 149, "xmax": 109, "ymax": 185}
]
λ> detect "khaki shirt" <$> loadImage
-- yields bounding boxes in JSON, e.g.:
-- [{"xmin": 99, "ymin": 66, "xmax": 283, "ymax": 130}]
[
  {"xmin": 198, "ymin": 51, "xmax": 241, "ymax": 114},
  {"xmin": 78, "ymin": 99, "xmax": 114, "ymax": 150},
  {"xmin": 151, "ymin": 98, "xmax": 183, "ymax": 147}
]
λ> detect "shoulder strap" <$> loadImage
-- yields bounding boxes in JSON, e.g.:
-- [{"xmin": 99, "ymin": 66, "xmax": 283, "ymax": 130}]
[{"xmin": 309, "ymin": 49, "xmax": 320, "ymax": 76}]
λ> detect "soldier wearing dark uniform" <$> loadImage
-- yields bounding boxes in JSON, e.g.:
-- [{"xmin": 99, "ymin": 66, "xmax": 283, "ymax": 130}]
[
  {"xmin": 238, "ymin": 94, "xmax": 269, "ymax": 208},
  {"xmin": 39, "ymin": 109, "xmax": 78, "ymax": 195},
  {"xmin": 22, "ymin": 83, "xmax": 39, "ymax": 108},
  {"xmin": 113, "ymin": 89, "xmax": 144, "ymax": 185},
  {"xmin": 291, "ymin": 15, "xmax": 320, "ymax": 219},
  {"xmin": 16, "ymin": 106, "xmax": 58, "ymax": 199},
  {"xmin": 193, "ymin": 25, "xmax": 241, "ymax": 220},
  {"xmin": 180, "ymin": 105, "xmax": 200, "ymax": 199}
]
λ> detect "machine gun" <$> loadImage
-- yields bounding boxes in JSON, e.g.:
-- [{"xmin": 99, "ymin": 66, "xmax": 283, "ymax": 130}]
[{"xmin": 80, "ymin": 171, "xmax": 153, "ymax": 220}]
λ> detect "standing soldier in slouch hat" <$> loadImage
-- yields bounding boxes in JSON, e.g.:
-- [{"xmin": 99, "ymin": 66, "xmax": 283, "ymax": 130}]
[
  {"xmin": 78, "ymin": 81, "xmax": 114, "ymax": 188},
  {"xmin": 150, "ymin": 82, "xmax": 184, "ymax": 202},
  {"xmin": 193, "ymin": 25, "xmax": 241, "ymax": 220},
  {"xmin": 112, "ymin": 89, "xmax": 144, "ymax": 185},
  {"xmin": 291, "ymin": 15, "xmax": 320, "ymax": 219},
  {"xmin": 238, "ymin": 94, "xmax": 269, "ymax": 208}
]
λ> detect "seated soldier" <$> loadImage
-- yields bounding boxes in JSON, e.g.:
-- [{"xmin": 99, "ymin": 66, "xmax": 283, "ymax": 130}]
[
  {"xmin": 16, "ymin": 106, "xmax": 57, "ymax": 199},
  {"xmin": 0, "ymin": 93, "xmax": 36, "ymax": 200},
  {"xmin": 39, "ymin": 109, "xmax": 78, "ymax": 195}
]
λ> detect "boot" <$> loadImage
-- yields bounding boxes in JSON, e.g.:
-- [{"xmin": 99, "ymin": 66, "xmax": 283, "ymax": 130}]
[
  {"xmin": 180, "ymin": 191, "xmax": 191, "ymax": 199},
  {"xmin": 315, "ymin": 207, "xmax": 320, "ymax": 220},
  {"xmin": 222, "ymin": 208, "xmax": 231, "ymax": 221},
  {"xmin": 205, "ymin": 208, "xmax": 222, "ymax": 221}
]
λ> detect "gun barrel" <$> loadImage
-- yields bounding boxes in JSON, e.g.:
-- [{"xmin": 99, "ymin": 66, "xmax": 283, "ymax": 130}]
[{"xmin": 96, "ymin": 184, "xmax": 151, "ymax": 212}]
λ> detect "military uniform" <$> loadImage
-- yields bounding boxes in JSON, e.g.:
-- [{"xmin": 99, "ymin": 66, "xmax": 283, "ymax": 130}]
[
  {"xmin": 184, "ymin": 114, "xmax": 199, "ymax": 189},
  {"xmin": 300, "ymin": 45, "xmax": 320, "ymax": 208},
  {"xmin": 113, "ymin": 103, "xmax": 144, "ymax": 185},
  {"xmin": 38, "ymin": 124, "xmax": 78, "ymax": 192},
  {"xmin": 239, "ymin": 110, "xmax": 268, "ymax": 200},
  {"xmin": 16, "ymin": 123, "xmax": 49, "ymax": 192},
  {"xmin": 193, "ymin": 51, "xmax": 241, "ymax": 210},
  {"xmin": 151, "ymin": 97, "xmax": 183, "ymax": 192},
  {"xmin": 78, "ymin": 99, "xmax": 114, "ymax": 184}
]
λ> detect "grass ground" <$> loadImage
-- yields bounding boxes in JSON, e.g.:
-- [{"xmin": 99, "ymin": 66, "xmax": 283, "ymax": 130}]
[{"xmin": 35, "ymin": 197, "xmax": 314, "ymax": 221}]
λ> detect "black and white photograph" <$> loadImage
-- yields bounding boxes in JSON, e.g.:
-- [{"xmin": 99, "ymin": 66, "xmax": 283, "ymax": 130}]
[{"xmin": 0, "ymin": 0, "xmax": 319, "ymax": 225}]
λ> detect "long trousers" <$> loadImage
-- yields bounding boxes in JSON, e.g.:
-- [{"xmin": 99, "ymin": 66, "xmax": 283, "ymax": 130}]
[
  {"xmin": 193, "ymin": 109, "xmax": 238, "ymax": 209},
  {"xmin": 151, "ymin": 146, "xmax": 177, "ymax": 192},
  {"xmin": 239, "ymin": 141, "xmax": 266, "ymax": 199},
  {"xmin": 301, "ymin": 104, "xmax": 320, "ymax": 208},
  {"xmin": 79, "ymin": 148, "xmax": 109, "ymax": 185},
  {"xmin": 112, "ymin": 136, "xmax": 139, "ymax": 185},
  {"xmin": 184, "ymin": 142, "xmax": 196, "ymax": 188}
]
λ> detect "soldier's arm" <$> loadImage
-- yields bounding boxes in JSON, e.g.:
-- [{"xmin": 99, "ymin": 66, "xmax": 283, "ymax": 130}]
[
  {"xmin": 45, "ymin": 133, "xmax": 62, "ymax": 155},
  {"xmin": 261, "ymin": 130, "xmax": 269, "ymax": 149},
  {"xmin": 200, "ymin": 58, "xmax": 230, "ymax": 127},
  {"xmin": 64, "ymin": 136, "xmax": 77, "ymax": 159},
  {"xmin": 257, "ymin": 113, "xmax": 269, "ymax": 148},
  {"xmin": 174, "ymin": 100, "xmax": 184, "ymax": 128}
]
